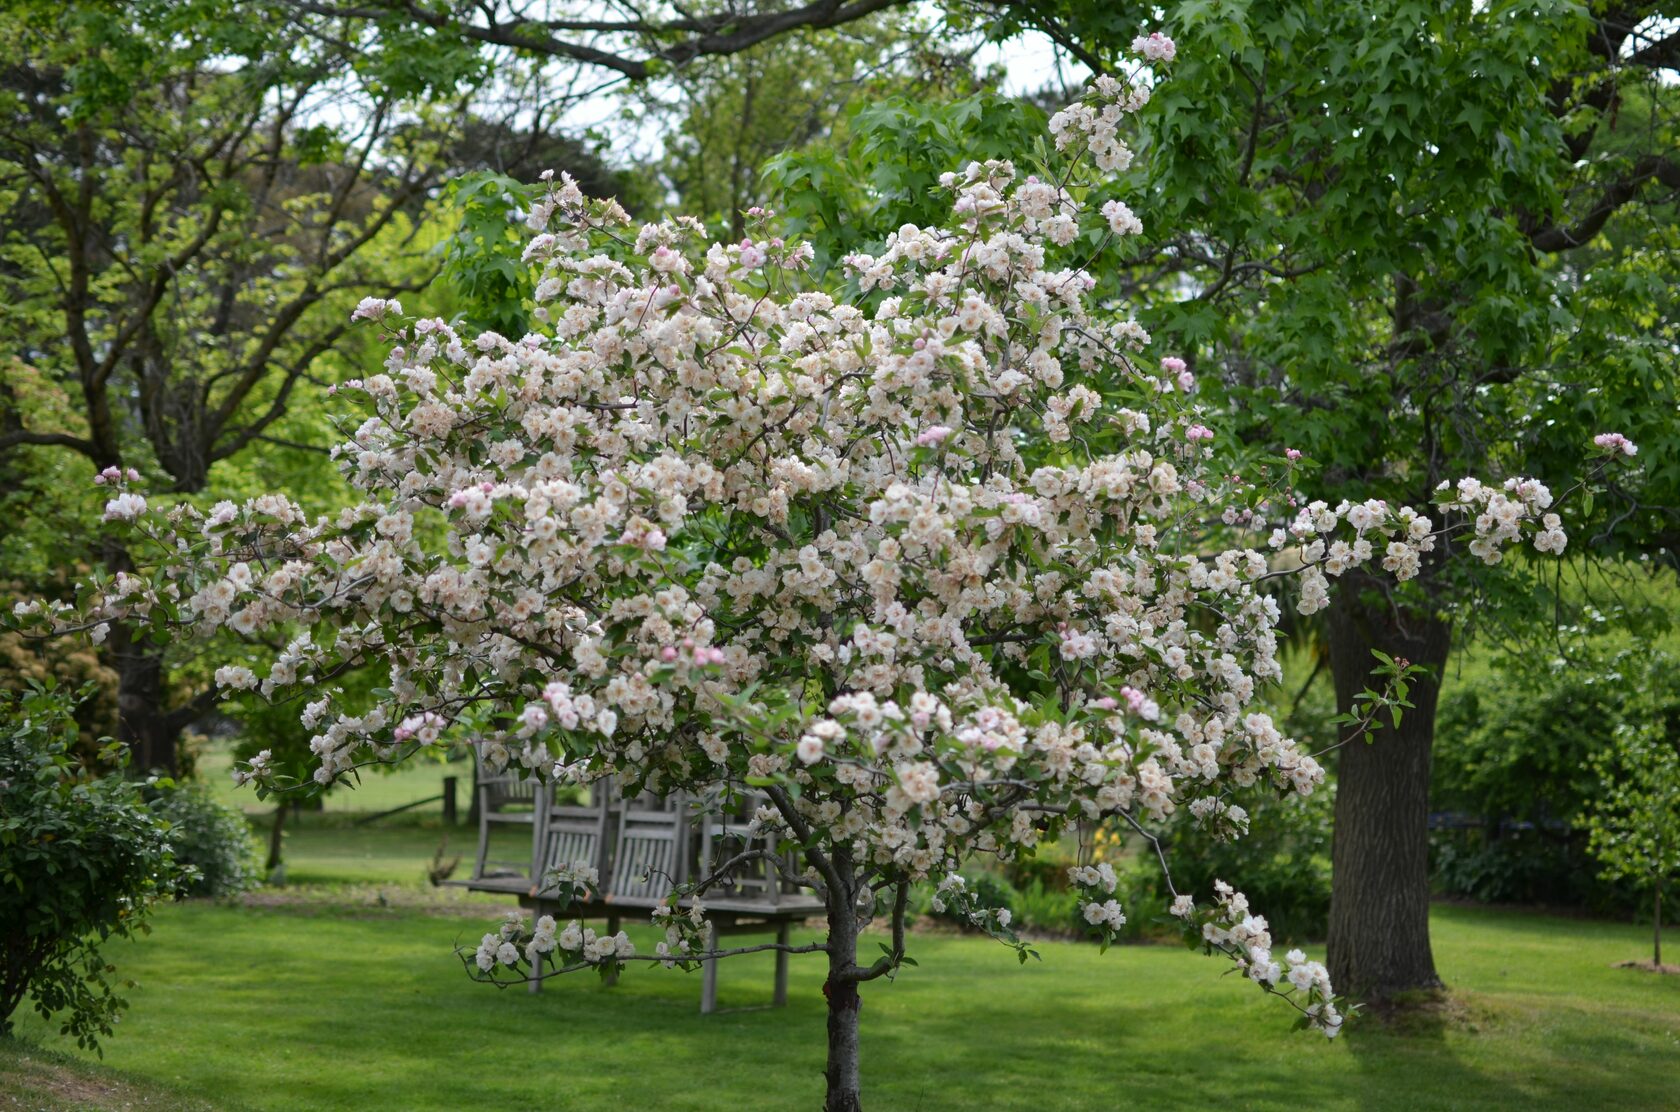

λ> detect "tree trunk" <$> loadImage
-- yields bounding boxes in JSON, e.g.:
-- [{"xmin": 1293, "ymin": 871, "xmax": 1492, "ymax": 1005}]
[
  {"xmin": 1325, "ymin": 582, "xmax": 1451, "ymax": 1001},
  {"xmin": 103, "ymin": 539, "xmax": 180, "ymax": 775},
  {"xmin": 823, "ymin": 902, "xmax": 862, "ymax": 1112},
  {"xmin": 1655, "ymin": 877, "xmax": 1663, "ymax": 968},
  {"xmin": 266, "ymin": 801, "xmax": 288, "ymax": 872},
  {"xmin": 109, "ymin": 618, "xmax": 179, "ymax": 775}
]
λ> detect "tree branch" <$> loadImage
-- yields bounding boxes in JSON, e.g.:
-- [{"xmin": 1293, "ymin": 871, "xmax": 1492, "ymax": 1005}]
[
  {"xmin": 287, "ymin": 0, "xmax": 910, "ymax": 79},
  {"xmin": 1529, "ymin": 154, "xmax": 1680, "ymax": 252}
]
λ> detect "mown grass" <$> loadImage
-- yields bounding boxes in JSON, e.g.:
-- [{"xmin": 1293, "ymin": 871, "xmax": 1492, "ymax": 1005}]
[
  {"xmin": 10, "ymin": 900, "xmax": 1679, "ymax": 1110},
  {"xmin": 11, "ymin": 756, "xmax": 1679, "ymax": 1110}
]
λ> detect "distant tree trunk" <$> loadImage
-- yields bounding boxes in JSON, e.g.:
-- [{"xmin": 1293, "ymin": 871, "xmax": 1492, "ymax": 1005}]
[
  {"xmin": 108, "ymin": 600, "xmax": 180, "ymax": 776},
  {"xmin": 1325, "ymin": 582, "xmax": 1451, "ymax": 1001},
  {"xmin": 1655, "ymin": 877, "xmax": 1663, "ymax": 967},
  {"xmin": 266, "ymin": 801, "xmax": 288, "ymax": 872},
  {"xmin": 101, "ymin": 533, "xmax": 178, "ymax": 774},
  {"xmin": 102, "ymin": 537, "xmax": 218, "ymax": 776}
]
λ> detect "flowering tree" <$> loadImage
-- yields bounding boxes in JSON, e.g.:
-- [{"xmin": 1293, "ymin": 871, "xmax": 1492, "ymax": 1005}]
[{"xmin": 11, "ymin": 39, "xmax": 1608, "ymax": 1110}]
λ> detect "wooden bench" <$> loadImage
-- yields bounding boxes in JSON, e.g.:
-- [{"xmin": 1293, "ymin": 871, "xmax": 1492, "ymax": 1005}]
[{"xmin": 453, "ymin": 766, "xmax": 821, "ymax": 1011}]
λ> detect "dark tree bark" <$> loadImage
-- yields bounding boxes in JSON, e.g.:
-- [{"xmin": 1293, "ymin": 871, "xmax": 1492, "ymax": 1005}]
[
  {"xmin": 817, "ymin": 842, "xmax": 864, "ymax": 1112},
  {"xmin": 823, "ymin": 900, "xmax": 863, "ymax": 1112},
  {"xmin": 1324, "ymin": 580, "xmax": 1452, "ymax": 1001},
  {"xmin": 103, "ymin": 540, "xmax": 182, "ymax": 776},
  {"xmin": 266, "ymin": 801, "xmax": 289, "ymax": 872},
  {"xmin": 110, "ymin": 622, "xmax": 174, "ymax": 774}
]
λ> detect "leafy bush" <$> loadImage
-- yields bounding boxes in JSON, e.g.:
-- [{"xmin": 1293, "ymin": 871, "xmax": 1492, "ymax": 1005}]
[
  {"xmin": 149, "ymin": 781, "xmax": 258, "ymax": 898},
  {"xmin": 998, "ymin": 851, "xmax": 1070, "ymax": 894},
  {"xmin": 0, "ymin": 684, "xmax": 184, "ymax": 1050},
  {"xmin": 1010, "ymin": 879, "xmax": 1083, "ymax": 937},
  {"xmin": 1431, "ymin": 645, "xmax": 1680, "ymax": 911},
  {"xmin": 1431, "ymin": 830, "xmax": 1594, "ymax": 906}
]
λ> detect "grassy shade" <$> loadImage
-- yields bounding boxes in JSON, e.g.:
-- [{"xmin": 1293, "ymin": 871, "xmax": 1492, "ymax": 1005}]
[{"xmin": 9, "ymin": 901, "xmax": 1680, "ymax": 1110}]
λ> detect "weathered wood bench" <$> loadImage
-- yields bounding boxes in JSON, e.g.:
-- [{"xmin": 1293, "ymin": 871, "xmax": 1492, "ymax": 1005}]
[{"xmin": 452, "ymin": 757, "xmax": 822, "ymax": 1012}]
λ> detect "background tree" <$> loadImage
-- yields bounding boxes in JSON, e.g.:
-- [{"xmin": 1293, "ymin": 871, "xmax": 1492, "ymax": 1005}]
[
  {"xmin": 0, "ymin": 0, "xmax": 484, "ymax": 772},
  {"xmin": 635, "ymin": 12, "xmax": 970, "ymax": 235},
  {"xmin": 1125, "ymin": 0, "xmax": 1679, "ymax": 1001},
  {"xmin": 1586, "ymin": 700, "xmax": 1680, "ymax": 968}
]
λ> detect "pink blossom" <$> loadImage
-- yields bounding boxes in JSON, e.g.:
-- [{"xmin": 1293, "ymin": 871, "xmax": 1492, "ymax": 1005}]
[
  {"xmin": 1285, "ymin": 449, "xmax": 1302, "ymax": 461},
  {"xmin": 916, "ymin": 425, "xmax": 953, "ymax": 447},
  {"xmin": 738, "ymin": 239, "xmax": 767, "ymax": 269},
  {"xmin": 350, "ymin": 297, "xmax": 401, "ymax": 322},
  {"xmin": 1592, "ymin": 432, "xmax": 1638, "ymax": 457},
  {"xmin": 1187, "ymin": 424, "xmax": 1215, "ymax": 442},
  {"xmin": 102, "ymin": 493, "xmax": 147, "ymax": 522},
  {"xmin": 1132, "ymin": 31, "xmax": 1177, "ymax": 63}
]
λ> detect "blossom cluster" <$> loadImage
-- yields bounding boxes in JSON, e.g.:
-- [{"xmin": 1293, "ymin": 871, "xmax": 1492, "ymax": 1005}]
[
  {"xmin": 475, "ymin": 910, "xmax": 635, "ymax": 975},
  {"xmin": 1199, "ymin": 881, "xmax": 1343, "ymax": 1036}
]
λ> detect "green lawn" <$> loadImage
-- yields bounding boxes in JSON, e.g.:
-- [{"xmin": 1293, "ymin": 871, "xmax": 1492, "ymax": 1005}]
[
  {"xmin": 10, "ymin": 899, "xmax": 1679, "ymax": 1110},
  {"xmin": 9, "ymin": 789, "xmax": 1679, "ymax": 1109}
]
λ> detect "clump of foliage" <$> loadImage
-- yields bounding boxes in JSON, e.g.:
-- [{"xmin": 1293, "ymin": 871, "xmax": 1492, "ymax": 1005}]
[
  {"xmin": 147, "ymin": 781, "xmax": 258, "ymax": 899},
  {"xmin": 0, "ymin": 684, "xmax": 184, "ymax": 1051},
  {"xmin": 0, "ymin": 575, "xmax": 118, "ymax": 756},
  {"xmin": 1432, "ymin": 644, "xmax": 1680, "ymax": 910}
]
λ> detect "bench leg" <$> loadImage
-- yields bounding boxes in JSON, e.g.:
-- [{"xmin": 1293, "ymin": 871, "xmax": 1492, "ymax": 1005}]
[
  {"xmin": 774, "ymin": 921, "xmax": 790, "ymax": 1007},
  {"xmin": 700, "ymin": 921, "xmax": 719, "ymax": 1014},
  {"xmin": 528, "ymin": 901, "xmax": 545, "ymax": 995}
]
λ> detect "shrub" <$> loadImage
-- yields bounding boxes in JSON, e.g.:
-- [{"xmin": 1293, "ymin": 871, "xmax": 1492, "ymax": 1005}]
[
  {"xmin": 0, "ymin": 684, "xmax": 184, "ymax": 1050},
  {"xmin": 1011, "ymin": 879, "xmax": 1084, "ymax": 937},
  {"xmin": 148, "ymin": 781, "xmax": 258, "ymax": 898},
  {"xmin": 1431, "ymin": 645, "xmax": 1680, "ymax": 911},
  {"xmin": 1429, "ymin": 826, "xmax": 1608, "ymax": 908}
]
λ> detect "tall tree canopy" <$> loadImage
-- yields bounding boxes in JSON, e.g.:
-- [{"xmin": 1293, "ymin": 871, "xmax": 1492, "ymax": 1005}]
[{"xmin": 0, "ymin": 0, "xmax": 499, "ymax": 769}]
